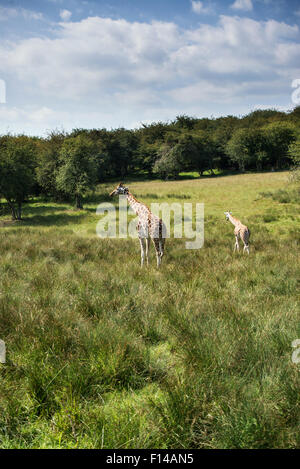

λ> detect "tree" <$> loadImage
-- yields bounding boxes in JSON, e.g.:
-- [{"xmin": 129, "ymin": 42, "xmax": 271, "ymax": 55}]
[
  {"xmin": 68, "ymin": 128, "xmax": 115, "ymax": 182},
  {"xmin": 36, "ymin": 130, "xmax": 66, "ymax": 200},
  {"xmin": 136, "ymin": 141, "xmax": 159, "ymax": 176},
  {"xmin": 241, "ymin": 109, "xmax": 286, "ymax": 128},
  {"xmin": 211, "ymin": 116, "xmax": 239, "ymax": 169},
  {"xmin": 173, "ymin": 115, "xmax": 198, "ymax": 130},
  {"xmin": 262, "ymin": 122, "xmax": 296, "ymax": 169},
  {"xmin": 138, "ymin": 121, "xmax": 169, "ymax": 144},
  {"xmin": 56, "ymin": 135, "xmax": 98, "ymax": 209},
  {"xmin": 111, "ymin": 128, "xmax": 138, "ymax": 177},
  {"xmin": 288, "ymin": 105, "xmax": 300, "ymax": 123},
  {"xmin": 153, "ymin": 143, "xmax": 182, "ymax": 180},
  {"xmin": 226, "ymin": 128, "xmax": 266, "ymax": 171},
  {"xmin": 189, "ymin": 133, "xmax": 218, "ymax": 175},
  {"xmin": 226, "ymin": 129, "xmax": 251, "ymax": 171},
  {"xmin": 0, "ymin": 135, "xmax": 37, "ymax": 220},
  {"xmin": 288, "ymin": 136, "xmax": 300, "ymax": 184},
  {"xmin": 288, "ymin": 137, "xmax": 300, "ymax": 166}
]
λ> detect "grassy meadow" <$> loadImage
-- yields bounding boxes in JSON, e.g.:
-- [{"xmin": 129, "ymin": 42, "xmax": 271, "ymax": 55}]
[{"xmin": 0, "ymin": 171, "xmax": 299, "ymax": 449}]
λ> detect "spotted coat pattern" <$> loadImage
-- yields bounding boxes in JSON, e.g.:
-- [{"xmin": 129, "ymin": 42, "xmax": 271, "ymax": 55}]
[
  {"xmin": 110, "ymin": 183, "xmax": 165, "ymax": 267},
  {"xmin": 225, "ymin": 211, "xmax": 250, "ymax": 254}
]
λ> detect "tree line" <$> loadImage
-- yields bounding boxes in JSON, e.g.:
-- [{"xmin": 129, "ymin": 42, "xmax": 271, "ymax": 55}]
[{"xmin": 0, "ymin": 107, "xmax": 300, "ymax": 219}]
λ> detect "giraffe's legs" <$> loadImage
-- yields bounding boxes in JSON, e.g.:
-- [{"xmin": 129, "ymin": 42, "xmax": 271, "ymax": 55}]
[
  {"xmin": 152, "ymin": 238, "xmax": 161, "ymax": 267},
  {"xmin": 243, "ymin": 244, "xmax": 250, "ymax": 255},
  {"xmin": 242, "ymin": 232, "xmax": 250, "ymax": 255},
  {"xmin": 139, "ymin": 237, "xmax": 146, "ymax": 267},
  {"xmin": 145, "ymin": 237, "xmax": 150, "ymax": 266},
  {"xmin": 156, "ymin": 251, "xmax": 161, "ymax": 267},
  {"xmin": 234, "ymin": 235, "xmax": 240, "ymax": 252}
]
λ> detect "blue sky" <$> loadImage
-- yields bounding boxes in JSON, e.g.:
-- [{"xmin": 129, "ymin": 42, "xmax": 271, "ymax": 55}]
[{"xmin": 0, "ymin": 0, "xmax": 299, "ymax": 135}]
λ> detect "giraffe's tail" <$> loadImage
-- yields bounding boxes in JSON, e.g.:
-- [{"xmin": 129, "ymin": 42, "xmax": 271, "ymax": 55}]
[{"xmin": 159, "ymin": 239, "xmax": 164, "ymax": 258}]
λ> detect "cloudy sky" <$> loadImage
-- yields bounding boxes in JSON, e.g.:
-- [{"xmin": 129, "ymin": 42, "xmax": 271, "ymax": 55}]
[{"xmin": 0, "ymin": 0, "xmax": 299, "ymax": 135}]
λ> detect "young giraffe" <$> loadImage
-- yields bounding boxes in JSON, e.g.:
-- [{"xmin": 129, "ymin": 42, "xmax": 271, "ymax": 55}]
[
  {"xmin": 109, "ymin": 183, "xmax": 166, "ymax": 267},
  {"xmin": 224, "ymin": 211, "xmax": 250, "ymax": 254}
]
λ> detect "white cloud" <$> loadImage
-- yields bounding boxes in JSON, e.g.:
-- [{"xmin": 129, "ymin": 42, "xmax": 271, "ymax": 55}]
[
  {"xmin": 0, "ymin": 14, "xmax": 299, "ymax": 134},
  {"xmin": 59, "ymin": 9, "xmax": 72, "ymax": 21},
  {"xmin": 0, "ymin": 6, "xmax": 43, "ymax": 21},
  {"xmin": 231, "ymin": 0, "xmax": 253, "ymax": 11},
  {"xmin": 191, "ymin": 1, "xmax": 211, "ymax": 14},
  {"xmin": 0, "ymin": 105, "xmax": 79, "ymax": 135}
]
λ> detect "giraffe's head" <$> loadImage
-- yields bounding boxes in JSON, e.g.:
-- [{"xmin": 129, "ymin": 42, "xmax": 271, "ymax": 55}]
[
  {"xmin": 109, "ymin": 183, "xmax": 129, "ymax": 197},
  {"xmin": 224, "ymin": 211, "xmax": 232, "ymax": 221}
]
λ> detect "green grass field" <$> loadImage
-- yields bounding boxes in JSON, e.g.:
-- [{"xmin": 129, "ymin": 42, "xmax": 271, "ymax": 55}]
[{"xmin": 0, "ymin": 171, "xmax": 299, "ymax": 449}]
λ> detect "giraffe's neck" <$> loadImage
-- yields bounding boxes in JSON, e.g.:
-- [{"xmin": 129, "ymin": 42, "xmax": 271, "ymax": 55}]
[
  {"xmin": 228, "ymin": 214, "xmax": 240, "ymax": 226},
  {"xmin": 126, "ymin": 192, "xmax": 149, "ymax": 216}
]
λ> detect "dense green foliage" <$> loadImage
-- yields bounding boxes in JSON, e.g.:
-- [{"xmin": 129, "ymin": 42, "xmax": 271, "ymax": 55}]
[
  {"xmin": 56, "ymin": 135, "xmax": 99, "ymax": 209},
  {"xmin": 0, "ymin": 172, "xmax": 299, "ymax": 448},
  {"xmin": 1, "ymin": 107, "xmax": 300, "ymax": 214},
  {"xmin": 0, "ymin": 136, "xmax": 37, "ymax": 219}
]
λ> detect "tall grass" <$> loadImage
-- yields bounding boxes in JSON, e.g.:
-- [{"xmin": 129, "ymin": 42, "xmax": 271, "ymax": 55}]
[{"xmin": 0, "ymin": 172, "xmax": 299, "ymax": 448}]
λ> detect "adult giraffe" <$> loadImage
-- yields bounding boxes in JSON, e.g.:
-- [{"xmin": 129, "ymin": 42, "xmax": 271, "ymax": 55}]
[{"xmin": 110, "ymin": 183, "xmax": 166, "ymax": 267}]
